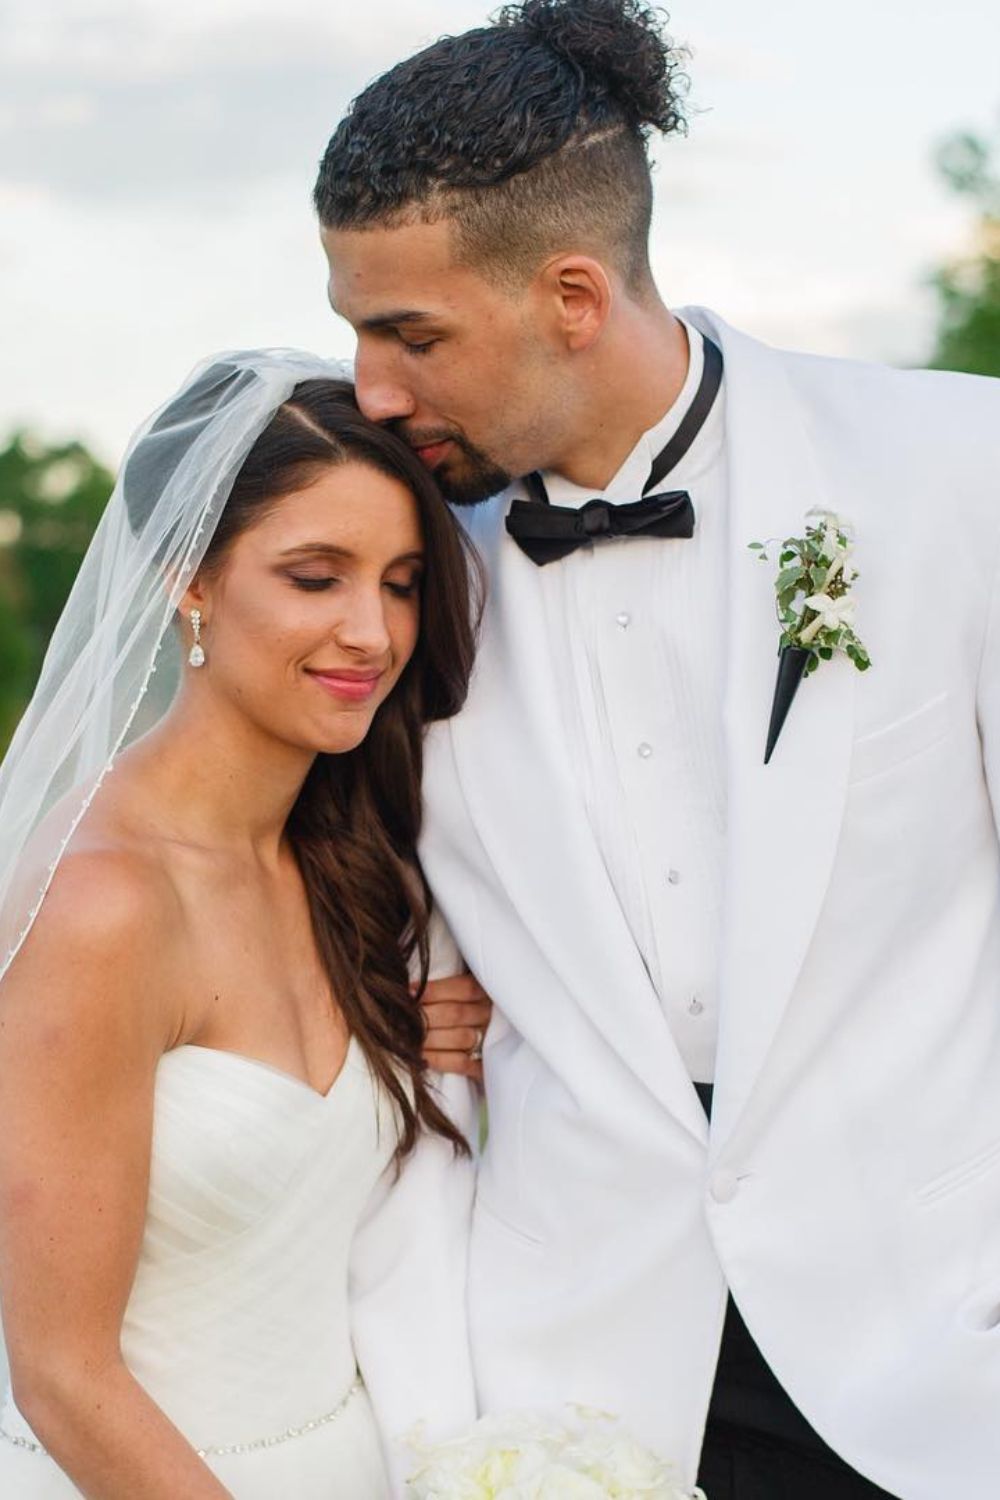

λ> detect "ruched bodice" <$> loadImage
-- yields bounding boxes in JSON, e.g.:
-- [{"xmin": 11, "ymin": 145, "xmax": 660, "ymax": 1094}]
[{"xmin": 0, "ymin": 1035, "xmax": 396, "ymax": 1498}]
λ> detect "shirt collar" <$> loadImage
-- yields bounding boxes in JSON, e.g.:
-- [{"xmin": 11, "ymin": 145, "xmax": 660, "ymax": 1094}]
[{"xmin": 542, "ymin": 318, "xmax": 722, "ymax": 511}]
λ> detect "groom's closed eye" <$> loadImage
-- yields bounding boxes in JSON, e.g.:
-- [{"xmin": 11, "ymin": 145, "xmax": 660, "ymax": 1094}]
[{"xmin": 398, "ymin": 336, "xmax": 438, "ymax": 356}]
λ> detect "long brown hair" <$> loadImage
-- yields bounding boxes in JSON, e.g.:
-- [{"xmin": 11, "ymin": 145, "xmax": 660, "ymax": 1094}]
[{"xmin": 202, "ymin": 379, "xmax": 482, "ymax": 1162}]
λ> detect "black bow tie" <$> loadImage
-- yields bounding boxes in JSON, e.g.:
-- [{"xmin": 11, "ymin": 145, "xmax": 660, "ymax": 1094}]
[
  {"xmin": 505, "ymin": 489, "xmax": 695, "ymax": 566},
  {"xmin": 506, "ymin": 334, "xmax": 723, "ymax": 568}
]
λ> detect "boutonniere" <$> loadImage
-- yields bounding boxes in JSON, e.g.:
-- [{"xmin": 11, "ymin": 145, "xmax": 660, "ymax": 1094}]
[{"xmin": 750, "ymin": 509, "xmax": 871, "ymax": 764}]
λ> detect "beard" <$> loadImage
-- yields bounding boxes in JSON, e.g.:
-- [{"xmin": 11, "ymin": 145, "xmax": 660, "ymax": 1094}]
[{"xmin": 392, "ymin": 424, "xmax": 513, "ymax": 507}]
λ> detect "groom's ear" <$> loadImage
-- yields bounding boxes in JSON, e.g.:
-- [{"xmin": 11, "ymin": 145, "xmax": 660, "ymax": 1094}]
[{"xmin": 536, "ymin": 255, "xmax": 613, "ymax": 354}]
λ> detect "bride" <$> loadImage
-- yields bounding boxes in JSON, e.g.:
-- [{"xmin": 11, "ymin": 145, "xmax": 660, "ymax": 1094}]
[{"xmin": 0, "ymin": 351, "xmax": 486, "ymax": 1498}]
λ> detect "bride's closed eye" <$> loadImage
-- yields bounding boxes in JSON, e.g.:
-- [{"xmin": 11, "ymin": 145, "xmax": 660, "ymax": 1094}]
[
  {"xmin": 286, "ymin": 575, "xmax": 421, "ymax": 597},
  {"xmin": 289, "ymin": 574, "xmax": 340, "ymax": 592},
  {"xmin": 385, "ymin": 577, "xmax": 422, "ymax": 598}
]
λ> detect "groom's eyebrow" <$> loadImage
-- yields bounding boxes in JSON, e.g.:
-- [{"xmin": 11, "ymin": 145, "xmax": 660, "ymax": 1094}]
[{"xmin": 357, "ymin": 309, "xmax": 435, "ymax": 331}]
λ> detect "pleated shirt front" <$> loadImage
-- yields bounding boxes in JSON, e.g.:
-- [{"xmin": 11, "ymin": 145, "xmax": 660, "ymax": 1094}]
[{"xmin": 534, "ymin": 320, "xmax": 728, "ymax": 1083}]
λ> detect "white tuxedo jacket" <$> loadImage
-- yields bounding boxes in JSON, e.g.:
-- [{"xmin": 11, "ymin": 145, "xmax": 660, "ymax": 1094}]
[
  {"xmin": 348, "ymin": 917, "xmax": 479, "ymax": 1493},
  {"xmin": 418, "ymin": 310, "xmax": 1000, "ymax": 1499}
]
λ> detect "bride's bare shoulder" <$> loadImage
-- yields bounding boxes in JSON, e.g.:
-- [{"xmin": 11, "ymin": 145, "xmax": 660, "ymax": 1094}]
[
  {"xmin": 7, "ymin": 761, "xmax": 180, "ymax": 944},
  {"xmin": 43, "ymin": 839, "xmax": 181, "ymax": 944},
  {"xmin": 2, "ymin": 833, "xmax": 185, "ymax": 1050}
]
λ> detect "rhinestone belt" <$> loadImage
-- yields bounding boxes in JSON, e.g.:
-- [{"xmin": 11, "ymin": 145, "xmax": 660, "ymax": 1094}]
[{"xmin": 0, "ymin": 1373, "xmax": 364, "ymax": 1459}]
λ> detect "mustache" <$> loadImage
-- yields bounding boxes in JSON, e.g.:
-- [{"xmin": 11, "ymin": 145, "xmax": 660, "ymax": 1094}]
[{"xmin": 391, "ymin": 423, "xmax": 464, "ymax": 450}]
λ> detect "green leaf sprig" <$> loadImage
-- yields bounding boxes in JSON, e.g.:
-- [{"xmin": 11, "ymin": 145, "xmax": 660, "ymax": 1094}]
[{"xmin": 750, "ymin": 510, "xmax": 871, "ymax": 677}]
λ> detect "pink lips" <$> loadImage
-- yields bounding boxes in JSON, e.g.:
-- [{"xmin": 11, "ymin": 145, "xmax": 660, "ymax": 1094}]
[{"xmin": 306, "ymin": 669, "xmax": 383, "ymax": 703}]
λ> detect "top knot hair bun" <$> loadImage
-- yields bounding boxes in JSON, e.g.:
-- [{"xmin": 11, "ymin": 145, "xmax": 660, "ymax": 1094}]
[
  {"xmin": 498, "ymin": 0, "xmax": 687, "ymax": 137},
  {"xmin": 315, "ymin": 0, "xmax": 689, "ymax": 269}
]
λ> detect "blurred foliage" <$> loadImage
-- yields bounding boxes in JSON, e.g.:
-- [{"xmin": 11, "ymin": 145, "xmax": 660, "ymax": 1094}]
[
  {"xmin": 930, "ymin": 123, "xmax": 1000, "ymax": 377},
  {"xmin": 0, "ymin": 434, "xmax": 114, "ymax": 751}
]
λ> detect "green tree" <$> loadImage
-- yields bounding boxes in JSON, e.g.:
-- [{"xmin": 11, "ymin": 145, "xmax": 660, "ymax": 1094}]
[
  {"xmin": 0, "ymin": 433, "xmax": 113, "ymax": 752},
  {"xmin": 930, "ymin": 123, "xmax": 1000, "ymax": 377}
]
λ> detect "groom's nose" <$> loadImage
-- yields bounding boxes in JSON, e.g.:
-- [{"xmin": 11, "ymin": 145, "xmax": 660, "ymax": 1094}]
[{"xmin": 354, "ymin": 345, "xmax": 417, "ymax": 425}]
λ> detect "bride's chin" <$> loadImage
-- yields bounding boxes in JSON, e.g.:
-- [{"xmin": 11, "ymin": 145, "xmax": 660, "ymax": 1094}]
[{"xmin": 310, "ymin": 716, "xmax": 378, "ymax": 757}]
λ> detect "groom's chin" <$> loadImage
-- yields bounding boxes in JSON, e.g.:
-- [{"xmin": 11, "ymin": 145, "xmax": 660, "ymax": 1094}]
[{"xmin": 436, "ymin": 464, "xmax": 514, "ymax": 508}]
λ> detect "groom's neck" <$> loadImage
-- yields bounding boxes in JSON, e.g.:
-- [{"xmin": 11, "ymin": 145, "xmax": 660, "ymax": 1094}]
[{"xmin": 546, "ymin": 300, "xmax": 690, "ymax": 492}]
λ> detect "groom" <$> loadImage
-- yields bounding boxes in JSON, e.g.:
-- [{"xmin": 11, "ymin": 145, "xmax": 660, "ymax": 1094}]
[{"xmin": 316, "ymin": 2, "xmax": 1000, "ymax": 1496}]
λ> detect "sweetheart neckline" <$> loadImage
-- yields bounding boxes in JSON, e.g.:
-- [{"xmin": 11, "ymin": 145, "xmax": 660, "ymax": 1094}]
[{"xmin": 162, "ymin": 1033, "xmax": 362, "ymax": 1103}]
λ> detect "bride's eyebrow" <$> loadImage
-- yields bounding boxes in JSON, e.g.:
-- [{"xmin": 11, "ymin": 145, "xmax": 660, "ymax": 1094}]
[
  {"xmin": 279, "ymin": 543, "xmax": 355, "ymax": 559},
  {"xmin": 278, "ymin": 543, "xmax": 425, "ymax": 564}
]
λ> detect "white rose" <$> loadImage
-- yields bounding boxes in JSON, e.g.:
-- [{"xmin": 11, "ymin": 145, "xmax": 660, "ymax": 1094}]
[
  {"xmin": 506, "ymin": 1465, "xmax": 608, "ymax": 1499},
  {"xmin": 406, "ymin": 1409, "xmax": 688, "ymax": 1499}
]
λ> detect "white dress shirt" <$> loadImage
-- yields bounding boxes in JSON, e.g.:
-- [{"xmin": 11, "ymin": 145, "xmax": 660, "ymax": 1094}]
[{"xmin": 535, "ymin": 320, "xmax": 728, "ymax": 1082}]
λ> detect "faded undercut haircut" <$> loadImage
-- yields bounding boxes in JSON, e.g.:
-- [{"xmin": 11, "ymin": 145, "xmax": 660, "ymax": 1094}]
[{"xmin": 313, "ymin": 0, "xmax": 688, "ymax": 292}]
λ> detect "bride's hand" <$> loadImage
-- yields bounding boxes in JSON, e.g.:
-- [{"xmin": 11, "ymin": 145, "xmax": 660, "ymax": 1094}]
[{"xmin": 417, "ymin": 973, "xmax": 492, "ymax": 1082}]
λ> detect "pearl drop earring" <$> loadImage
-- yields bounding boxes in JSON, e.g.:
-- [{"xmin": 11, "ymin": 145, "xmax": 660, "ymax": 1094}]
[{"xmin": 188, "ymin": 609, "xmax": 205, "ymax": 668}]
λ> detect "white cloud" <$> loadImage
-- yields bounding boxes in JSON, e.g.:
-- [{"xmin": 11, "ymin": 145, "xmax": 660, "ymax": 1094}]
[
  {"xmin": 0, "ymin": 0, "xmax": 487, "ymax": 205},
  {"xmin": 0, "ymin": 0, "xmax": 996, "ymax": 458}
]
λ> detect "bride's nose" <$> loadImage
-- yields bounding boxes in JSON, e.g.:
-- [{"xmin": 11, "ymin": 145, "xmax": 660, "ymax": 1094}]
[{"xmin": 335, "ymin": 585, "xmax": 392, "ymax": 659}]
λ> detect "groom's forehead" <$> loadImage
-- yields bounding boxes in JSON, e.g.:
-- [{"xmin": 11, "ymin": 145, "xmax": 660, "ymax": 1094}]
[{"xmin": 321, "ymin": 221, "xmax": 486, "ymax": 325}]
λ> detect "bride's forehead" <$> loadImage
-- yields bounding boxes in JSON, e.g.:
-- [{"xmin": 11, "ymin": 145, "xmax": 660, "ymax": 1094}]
[{"xmin": 236, "ymin": 467, "xmax": 422, "ymax": 546}]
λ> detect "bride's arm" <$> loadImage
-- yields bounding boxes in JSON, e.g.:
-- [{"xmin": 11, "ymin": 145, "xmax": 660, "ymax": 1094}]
[
  {"xmin": 0, "ymin": 850, "xmax": 232, "ymax": 1500},
  {"xmin": 417, "ymin": 903, "xmax": 491, "ymax": 1082}
]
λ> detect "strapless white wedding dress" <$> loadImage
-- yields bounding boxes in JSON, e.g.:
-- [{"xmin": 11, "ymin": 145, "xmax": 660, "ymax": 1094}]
[{"xmin": 0, "ymin": 1035, "xmax": 395, "ymax": 1498}]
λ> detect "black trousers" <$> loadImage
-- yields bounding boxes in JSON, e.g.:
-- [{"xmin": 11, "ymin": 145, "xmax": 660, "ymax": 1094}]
[
  {"xmin": 695, "ymin": 1299, "xmax": 899, "ymax": 1499},
  {"xmin": 693, "ymin": 1083, "xmax": 899, "ymax": 1499}
]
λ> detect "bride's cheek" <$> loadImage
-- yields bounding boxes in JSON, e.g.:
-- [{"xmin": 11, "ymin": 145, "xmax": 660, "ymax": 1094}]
[{"xmin": 402, "ymin": 605, "xmax": 422, "ymax": 664}]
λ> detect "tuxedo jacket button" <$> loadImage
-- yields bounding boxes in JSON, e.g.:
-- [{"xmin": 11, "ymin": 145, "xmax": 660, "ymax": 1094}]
[{"xmin": 709, "ymin": 1169, "xmax": 740, "ymax": 1205}]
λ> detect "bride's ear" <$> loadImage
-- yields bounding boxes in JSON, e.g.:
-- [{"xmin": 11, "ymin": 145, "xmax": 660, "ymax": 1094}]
[{"xmin": 178, "ymin": 572, "xmax": 209, "ymax": 622}]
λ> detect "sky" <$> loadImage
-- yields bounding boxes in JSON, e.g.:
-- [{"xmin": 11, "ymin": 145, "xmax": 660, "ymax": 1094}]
[{"xmin": 2, "ymin": 0, "xmax": 998, "ymax": 464}]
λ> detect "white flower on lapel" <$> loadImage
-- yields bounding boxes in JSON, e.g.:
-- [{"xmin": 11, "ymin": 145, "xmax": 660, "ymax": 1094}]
[
  {"xmin": 821, "ymin": 519, "xmax": 845, "ymax": 563},
  {"xmin": 749, "ymin": 510, "xmax": 871, "ymax": 677},
  {"xmin": 800, "ymin": 591, "xmax": 857, "ymax": 642},
  {"xmin": 750, "ymin": 510, "xmax": 871, "ymax": 763}
]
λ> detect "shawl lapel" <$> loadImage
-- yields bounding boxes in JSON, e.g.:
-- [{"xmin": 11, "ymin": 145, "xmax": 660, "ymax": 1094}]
[{"xmin": 685, "ymin": 311, "xmax": 857, "ymax": 1147}]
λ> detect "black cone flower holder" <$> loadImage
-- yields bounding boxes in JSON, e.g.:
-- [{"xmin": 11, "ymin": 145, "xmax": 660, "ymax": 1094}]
[{"xmin": 764, "ymin": 645, "xmax": 811, "ymax": 765}]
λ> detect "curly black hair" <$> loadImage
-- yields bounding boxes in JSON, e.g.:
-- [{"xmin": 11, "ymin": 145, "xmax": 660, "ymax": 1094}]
[{"xmin": 314, "ymin": 0, "xmax": 688, "ymax": 290}]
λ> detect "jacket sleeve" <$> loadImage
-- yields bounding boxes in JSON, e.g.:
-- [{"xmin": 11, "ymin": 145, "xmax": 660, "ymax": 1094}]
[
  {"xmin": 348, "ymin": 914, "xmax": 479, "ymax": 1496},
  {"xmin": 978, "ymin": 535, "xmax": 1000, "ymax": 843}
]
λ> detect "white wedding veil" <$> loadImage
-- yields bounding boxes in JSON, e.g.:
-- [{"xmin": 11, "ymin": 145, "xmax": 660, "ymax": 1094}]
[{"xmin": 0, "ymin": 347, "xmax": 351, "ymax": 984}]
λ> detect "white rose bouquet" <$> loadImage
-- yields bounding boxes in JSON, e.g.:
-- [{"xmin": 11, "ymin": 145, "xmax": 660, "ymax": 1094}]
[{"xmin": 406, "ymin": 1408, "xmax": 707, "ymax": 1499}]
